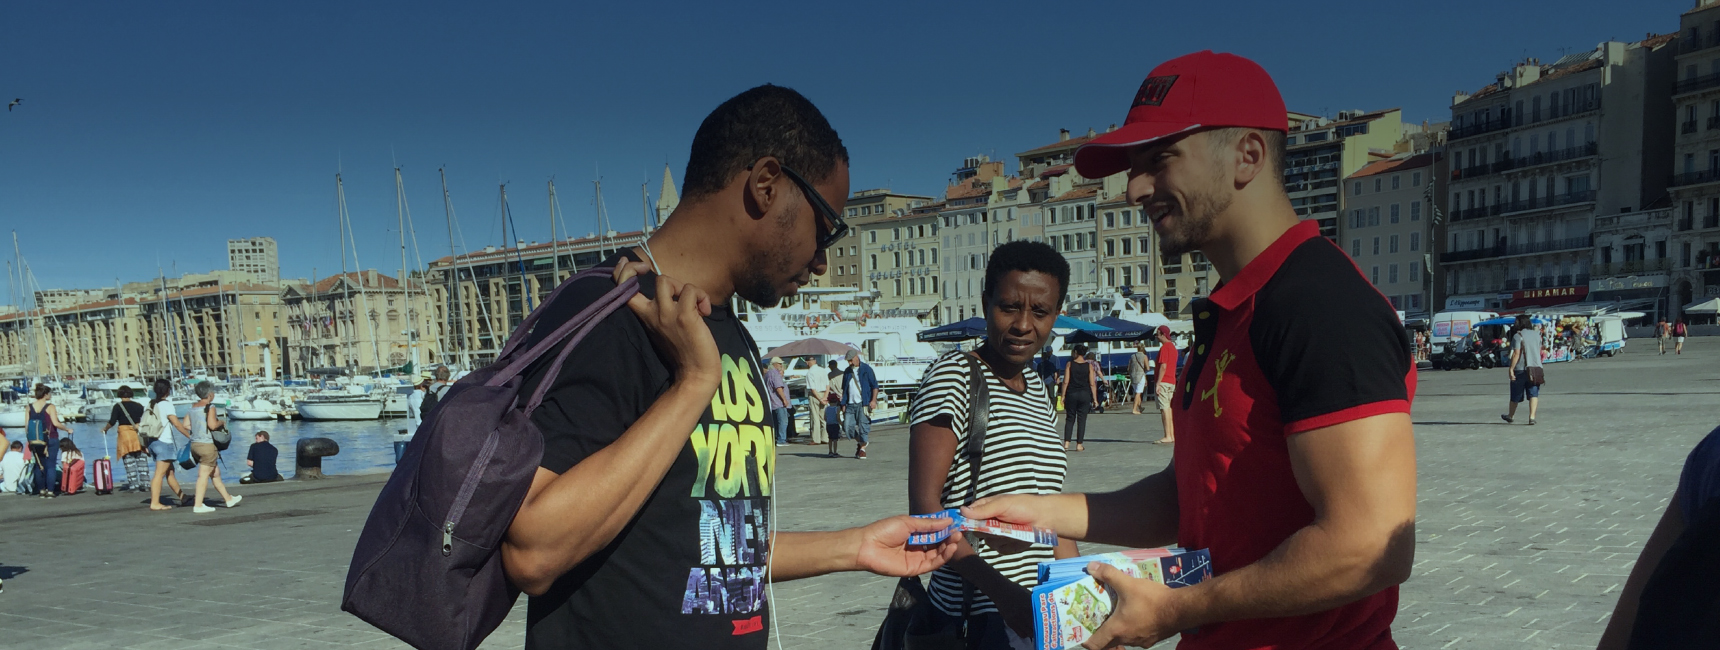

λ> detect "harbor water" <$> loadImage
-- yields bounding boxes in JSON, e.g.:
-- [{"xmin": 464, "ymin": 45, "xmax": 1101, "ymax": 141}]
[{"xmin": 51, "ymin": 417, "xmax": 412, "ymax": 488}]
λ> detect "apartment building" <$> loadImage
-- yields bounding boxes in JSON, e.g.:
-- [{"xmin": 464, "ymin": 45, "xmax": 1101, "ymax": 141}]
[
  {"xmin": 229, "ymin": 237, "xmax": 280, "ymax": 283},
  {"xmin": 1095, "ymin": 191, "xmax": 1156, "ymax": 313},
  {"xmin": 863, "ymin": 203, "xmax": 943, "ymax": 320},
  {"xmin": 938, "ymin": 157, "xmax": 1011, "ymax": 323},
  {"xmin": 0, "ymin": 282, "xmax": 296, "ymax": 381},
  {"xmin": 1285, "ymin": 109, "xmax": 1405, "ymax": 240},
  {"xmin": 1668, "ymin": 0, "xmax": 1720, "ymax": 316},
  {"xmin": 425, "ymin": 231, "xmax": 647, "ymax": 365},
  {"xmin": 1590, "ymin": 207, "xmax": 1676, "ymax": 314},
  {"xmin": 1442, "ymin": 36, "xmax": 1675, "ymax": 311},
  {"xmin": 1344, "ymin": 153, "xmax": 1437, "ymax": 312},
  {"xmin": 282, "ymin": 270, "xmax": 436, "ymax": 374},
  {"xmin": 1044, "ymin": 185, "xmax": 1101, "ymax": 298},
  {"xmin": 815, "ymin": 189, "xmax": 932, "ymax": 292}
]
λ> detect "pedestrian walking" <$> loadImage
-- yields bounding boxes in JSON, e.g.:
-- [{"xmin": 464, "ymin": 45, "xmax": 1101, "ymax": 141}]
[
  {"xmin": 25, "ymin": 384, "xmax": 72, "ymax": 498},
  {"xmin": 1503, "ymin": 314, "xmax": 1544, "ymax": 425},
  {"xmin": 145, "ymin": 379, "xmax": 188, "ymax": 510},
  {"xmin": 1673, "ymin": 318, "xmax": 1689, "ymax": 355},
  {"xmin": 496, "ymin": 85, "xmax": 956, "ymax": 649},
  {"xmin": 185, "ymin": 381, "xmax": 241, "ymax": 514},
  {"xmin": 1059, "ymin": 344, "xmax": 1098, "ymax": 451},
  {"xmin": 1128, "ymin": 341, "xmax": 1150, "ymax": 415},
  {"xmin": 765, "ymin": 357, "xmax": 790, "ymax": 446},
  {"xmin": 1658, "ymin": 319, "xmax": 1671, "ymax": 354},
  {"xmin": 904, "ymin": 241, "xmax": 1077, "ymax": 647},
  {"xmin": 1035, "ymin": 349, "xmax": 1059, "ymax": 406},
  {"xmin": 100, "ymin": 385, "xmax": 150, "ymax": 491},
  {"xmin": 963, "ymin": 51, "xmax": 1417, "ymax": 649},
  {"xmin": 1152, "ymin": 325, "xmax": 1179, "ymax": 445},
  {"xmin": 803, "ymin": 357, "xmax": 830, "ymax": 445},
  {"xmin": 840, "ymin": 348, "xmax": 881, "ymax": 459}
]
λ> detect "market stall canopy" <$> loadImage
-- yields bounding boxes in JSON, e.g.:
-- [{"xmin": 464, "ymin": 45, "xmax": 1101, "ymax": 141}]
[
  {"xmin": 1684, "ymin": 297, "xmax": 1720, "ymax": 314},
  {"xmin": 763, "ymin": 338, "xmax": 857, "ymax": 359},
  {"xmin": 1065, "ymin": 317, "xmax": 1155, "ymax": 343},
  {"xmin": 917, "ymin": 317, "xmax": 987, "ymax": 342}
]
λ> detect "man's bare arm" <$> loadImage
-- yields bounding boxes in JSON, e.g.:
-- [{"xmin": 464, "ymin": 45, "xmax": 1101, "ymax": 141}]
[
  {"xmin": 1164, "ymin": 413, "xmax": 1416, "ymax": 627},
  {"xmin": 502, "ymin": 380, "xmax": 716, "ymax": 596},
  {"xmin": 962, "ymin": 461, "xmax": 1178, "ymax": 549}
]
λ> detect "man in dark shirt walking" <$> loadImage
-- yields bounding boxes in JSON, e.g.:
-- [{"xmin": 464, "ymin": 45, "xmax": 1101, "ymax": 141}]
[
  {"xmin": 966, "ymin": 51, "xmax": 1417, "ymax": 650},
  {"xmin": 500, "ymin": 85, "xmax": 955, "ymax": 650}
]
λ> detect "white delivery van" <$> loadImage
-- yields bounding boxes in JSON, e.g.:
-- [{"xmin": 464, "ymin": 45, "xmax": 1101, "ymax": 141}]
[{"xmin": 1429, "ymin": 310, "xmax": 1498, "ymax": 364}]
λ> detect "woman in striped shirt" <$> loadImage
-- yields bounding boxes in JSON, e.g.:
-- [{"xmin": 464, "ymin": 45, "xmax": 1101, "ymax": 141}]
[{"xmin": 909, "ymin": 241, "xmax": 1079, "ymax": 648}]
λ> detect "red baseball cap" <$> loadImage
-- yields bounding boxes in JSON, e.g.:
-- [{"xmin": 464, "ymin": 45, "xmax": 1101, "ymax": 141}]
[{"xmin": 1074, "ymin": 51, "xmax": 1289, "ymax": 179}]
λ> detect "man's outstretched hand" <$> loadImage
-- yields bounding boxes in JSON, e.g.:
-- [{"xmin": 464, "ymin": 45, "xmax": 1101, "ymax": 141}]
[{"xmin": 853, "ymin": 515, "xmax": 960, "ymax": 577}]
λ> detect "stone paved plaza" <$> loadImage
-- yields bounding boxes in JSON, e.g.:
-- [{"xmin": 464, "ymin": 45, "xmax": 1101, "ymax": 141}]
[{"xmin": 1, "ymin": 339, "xmax": 1714, "ymax": 649}]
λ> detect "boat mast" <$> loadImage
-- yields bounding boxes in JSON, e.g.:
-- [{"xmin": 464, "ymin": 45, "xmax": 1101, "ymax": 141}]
[
  {"xmin": 549, "ymin": 180, "xmax": 562, "ymax": 283},
  {"xmin": 593, "ymin": 178, "xmax": 613, "ymax": 258},
  {"xmin": 336, "ymin": 174, "xmax": 352, "ymax": 373},
  {"xmin": 500, "ymin": 184, "xmax": 532, "ymax": 314},
  {"xmin": 396, "ymin": 167, "xmax": 413, "ymax": 374},
  {"xmin": 441, "ymin": 168, "xmax": 466, "ymax": 369},
  {"xmin": 336, "ymin": 173, "xmax": 384, "ymax": 375}
]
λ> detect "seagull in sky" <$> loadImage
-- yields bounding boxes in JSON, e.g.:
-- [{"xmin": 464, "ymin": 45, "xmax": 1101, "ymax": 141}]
[{"xmin": 6, "ymin": 99, "xmax": 18, "ymax": 112}]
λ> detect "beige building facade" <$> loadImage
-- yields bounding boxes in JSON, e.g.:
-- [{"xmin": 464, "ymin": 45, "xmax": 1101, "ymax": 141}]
[
  {"xmin": 283, "ymin": 271, "xmax": 437, "ymax": 375},
  {"xmin": 229, "ymin": 236, "xmax": 280, "ymax": 283},
  {"xmin": 1668, "ymin": 1, "xmax": 1720, "ymax": 316},
  {"xmin": 1344, "ymin": 153, "xmax": 1437, "ymax": 312}
]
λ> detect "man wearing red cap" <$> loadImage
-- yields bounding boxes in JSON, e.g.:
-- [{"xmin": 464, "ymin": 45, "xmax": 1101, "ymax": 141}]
[
  {"xmin": 1151, "ymin": 324, "xmax": 1178, "ymax": 445},
  {"xmin": 966, "ymin": 51, "xmax": 1416, "ymax": 649}
]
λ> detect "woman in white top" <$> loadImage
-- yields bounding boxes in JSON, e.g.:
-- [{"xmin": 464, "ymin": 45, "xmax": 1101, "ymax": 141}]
[
  {"xmin": 908, "ymin": 242, "xmax": 1078, "ymax": 647},
  {"xmin": 146, "ymin": 378, "xmax": 189, "ymax": 510}
]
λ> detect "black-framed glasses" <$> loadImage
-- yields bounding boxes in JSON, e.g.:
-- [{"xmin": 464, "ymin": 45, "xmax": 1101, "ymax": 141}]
[{"xmin": 778, "ymin": 164, "xmax": 849, "ymax": 250}]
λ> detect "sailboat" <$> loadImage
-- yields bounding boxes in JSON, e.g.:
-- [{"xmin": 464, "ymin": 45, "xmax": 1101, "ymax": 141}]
[{"xmin": 296, "ymin": 173, "xmax": 386, "ymax": 421}]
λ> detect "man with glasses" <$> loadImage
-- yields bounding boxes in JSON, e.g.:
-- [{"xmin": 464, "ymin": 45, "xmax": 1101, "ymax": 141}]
[{"xmin": 502, "ymin": 84, "xmax": 955, "ymax": 650}]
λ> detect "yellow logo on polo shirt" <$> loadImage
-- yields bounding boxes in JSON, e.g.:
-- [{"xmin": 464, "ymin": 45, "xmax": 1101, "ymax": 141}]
[{"xmin": 1199, "ymin": 350, "xmax": 1236, "ymax": 418}]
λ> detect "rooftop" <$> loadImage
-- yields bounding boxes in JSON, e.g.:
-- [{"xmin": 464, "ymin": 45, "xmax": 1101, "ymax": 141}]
[{"xmin": 1348, "ymin": 152, "xmax": 1436, "ymax": 179}]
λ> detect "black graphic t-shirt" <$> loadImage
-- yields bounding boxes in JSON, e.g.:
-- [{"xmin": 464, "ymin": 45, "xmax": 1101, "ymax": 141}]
[{"xmin": 521, "ymin": 252, "xmax": 775, "ymax": 649}]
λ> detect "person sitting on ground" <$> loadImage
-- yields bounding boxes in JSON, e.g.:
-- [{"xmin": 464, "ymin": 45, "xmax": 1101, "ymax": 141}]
[
  {"xmin": 0, "ymin": 440, "xmax": 23, "ymax": 493},
  {"xmin": 58, "ymin": 437, "xmax": 85, "ymax": 494},
  {"xmin": 242, "ymin": 431, "xmax": 281, "ymax": 484}
]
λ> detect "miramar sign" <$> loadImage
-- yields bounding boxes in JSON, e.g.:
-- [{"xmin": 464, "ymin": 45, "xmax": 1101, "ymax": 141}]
[{"xmin": 1511, "ymin": 286, "xmax": 1587, "ymax": 301}]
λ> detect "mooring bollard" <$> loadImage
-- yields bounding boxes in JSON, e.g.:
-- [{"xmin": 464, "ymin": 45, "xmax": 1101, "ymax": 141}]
[{"xmin": 294, "ymin": 437, "xmax": 341, "ymax": 480}]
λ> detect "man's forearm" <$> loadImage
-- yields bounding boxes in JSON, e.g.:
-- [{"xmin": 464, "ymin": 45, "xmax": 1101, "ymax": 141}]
[
  {"xmin": 502, "ymin": 379, "xmax": 717, "ymax": 595},
  {"xmin": 769, "ymin": 529, "xmax": 860, "ymax": 582},
  {"xmin": 1080, "ymin": 468, "xmax": 1180, "ymax": 547},
  {"xmin": 1164, "ymin": 516, "xmax": 1414, "ymax": 630}
]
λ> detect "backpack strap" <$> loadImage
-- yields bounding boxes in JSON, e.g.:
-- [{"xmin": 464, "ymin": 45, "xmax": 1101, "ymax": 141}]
[
  {"xmin": 494, "ymin": 266, "xmax": 616, "ymax": 360},
  {"xmin": 486, "ymin": 273, "xmax": 641, "ymax": 393},
  {"xmin": 956, "ymin": 352, "xmax": 990, "ymax": 642},
  {"xmin": 520, "ymin": 277, "xmax": 644, "ymax": 413}
]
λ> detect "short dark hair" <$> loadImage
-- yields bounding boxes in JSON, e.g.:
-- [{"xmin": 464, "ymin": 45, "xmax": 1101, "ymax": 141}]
[
  {"xmin": 681, "ymin": 85, "xmax": 849, "ymax": 203},
  {"xmin": 117, "ymin": 385, "xmax": 134, "ymax": 399},
  {"xmin": 982, "ymin": 241, "xmax": 1071, "ymax": 306},
  {"xmin": 1072, "ymin": 344, "xmax": 1089, "ymax": 359},
  {"xmin": 256, "ymin": 431, "xmax": 270, "ymax": 442},
  {"xmin": 1208, "ymin": 127, "xmax": 1286, "ymax": 181}
]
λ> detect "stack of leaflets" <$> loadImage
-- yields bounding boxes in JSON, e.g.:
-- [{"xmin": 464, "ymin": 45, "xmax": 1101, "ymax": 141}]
[
  {"xmin": 907, "ymin": 508, "xmax": 1059, "ymax": 547},
  {"xmin": 1030, "ymin": 548, "xmax": 1212, "ymax": 650}
]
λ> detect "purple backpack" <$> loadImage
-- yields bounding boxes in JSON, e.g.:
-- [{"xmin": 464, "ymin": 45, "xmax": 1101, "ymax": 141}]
[{"xmin": 342, "ymin": 268, "xmax": 640, "ymax": 650}]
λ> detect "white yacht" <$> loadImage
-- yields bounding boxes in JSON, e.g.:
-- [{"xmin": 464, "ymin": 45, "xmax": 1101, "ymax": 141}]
[
  {"xmin": 82, "ymin": 380, "xmax": 150, "ymax": 423},
  {"xmin": 296, "ymin": 379, "xmax": 386, "ymax": 421}
]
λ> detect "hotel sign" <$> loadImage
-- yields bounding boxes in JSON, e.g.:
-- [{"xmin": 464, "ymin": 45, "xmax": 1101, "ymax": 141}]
[
  {"xmin": 1590, "ymin": 275, "xmax": 1668, "ymax": 292},
  {"xmin": 1510, "ymin": 286, "xmax": 1588, "ymax": 303}
]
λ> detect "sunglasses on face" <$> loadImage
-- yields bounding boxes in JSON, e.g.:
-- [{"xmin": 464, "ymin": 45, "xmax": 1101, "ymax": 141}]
[{"xmin": 777, "ymin": 164, "xmax": 849, "ymax": 250}]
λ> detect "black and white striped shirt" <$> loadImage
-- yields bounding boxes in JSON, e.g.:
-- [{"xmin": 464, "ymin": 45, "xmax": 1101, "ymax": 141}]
[{"xmin": 909, "ymin": 352, "xmax": 1068, "ymax": 616}]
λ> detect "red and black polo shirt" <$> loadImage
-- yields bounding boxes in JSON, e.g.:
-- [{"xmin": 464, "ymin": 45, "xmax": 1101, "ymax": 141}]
[{"xmin": 1172, "ymin": 220, "xmax": 1415, "ymax": 650}]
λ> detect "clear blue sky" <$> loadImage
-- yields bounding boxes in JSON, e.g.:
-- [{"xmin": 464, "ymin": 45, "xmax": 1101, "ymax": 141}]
[{"xmin": 0, "ymin": 0, "xmax": 1688, "ymax": 298}]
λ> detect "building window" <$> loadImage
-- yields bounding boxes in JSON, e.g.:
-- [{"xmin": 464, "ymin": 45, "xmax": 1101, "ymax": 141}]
[
  {"xmin": 1121, "ymin": 238, "xmax": 1132, "ymax": 255},
  {"xmin": 1105, "ymin": 212, "xmax": 1115, "ymax": 228},
  {"xmin": 1372, "ymin": 237, "xmax": 1380, "ymax": 255},
  {"xmin": 1409, "ymin": 261, "xmax": 1420, "ymax": 283},
  {"xmin": 1390, "ymin": 204, "xmax": 1400, "ymax": 223},
  {"xmin": 1373, "ymin": 178, "xmax": 1382, "ymax": 193},
  {"xmin": 1409, "ymin": 232, "xmax": 1420, "ymax": 251},
  {"xmin": 869, "ymin": 254, "xmax": 877, "ymax": 269},
  {"xmin": 1391, "ymin": 175, "xmax": 1400, "ymax": 190},
  {"xmin": 1122, "ymin": 210, "xmax": 1133, "ymax": 226},
  {"xmin": 1105, "ymin": 239, "xmax": 1116, "ymax": 256},
  {"xmin": 1351, "ymin": 239, "xmax": 1361, "ymax": 257},
  {"xmin": 1411, "ymin": 201, "xmax": 1421, "ymax": 221},
  {"xmin": 1353, "ymin": 181, "xmax": 1362, "ymax": 196},
  {"xmin": 1389, "ymin": 235, "xmax": 1399, "ymax": 253},
  {"xmin": 893, "ymin": 252, "xmax": 901, "ymax": 268},
  {"xmin": 1139, "ymin": 236, "xmax": 1150, "ymax": 253},
  {"xmin": 1412, "ymin": 171, "xmax": 1421, "ymax": 187},
  {"xmin": 1371, "ymin": 266, "xmax": 1380, "ymax": 284},
  {"xmin": 1388, "ymin": 264, "xmax": 1399, "ymax": 284},
  {"xmin": 1106, "ymin": 267, "xmax": 1116, "ymax": 286},
  {"xmin": 1368, "ymin": 207, "xmax": 1379, "ymax": 227},
  {"xmin": 868, "ymin": 231, "xmax": 877, "ymax": 244}
]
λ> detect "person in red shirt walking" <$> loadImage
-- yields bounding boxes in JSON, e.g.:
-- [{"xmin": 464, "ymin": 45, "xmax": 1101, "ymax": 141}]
[
  {"xmin": 964, "ymin": 51, "xmax": 1417, "ymax": 650},
  {"xmin": 1152, "ymin": 325, "xmax": 1178, "ymax": 445}
]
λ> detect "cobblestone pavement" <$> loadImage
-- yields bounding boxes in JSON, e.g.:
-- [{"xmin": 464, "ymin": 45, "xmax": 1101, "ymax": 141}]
[{"xmin": 0, "ymin": 339, "xmax": 1712, "ymax": 649}]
